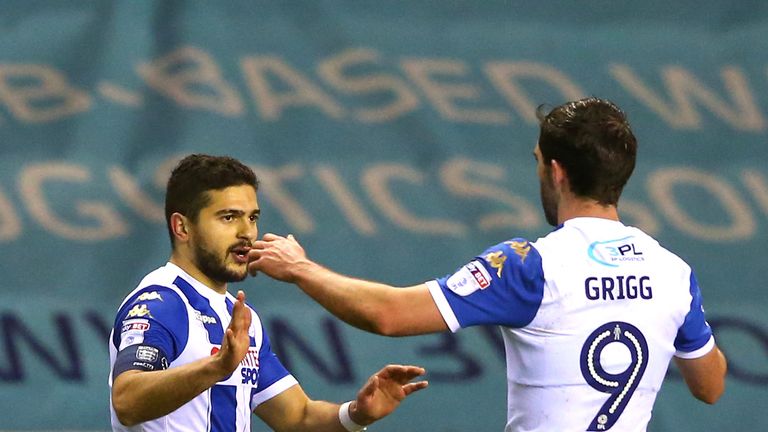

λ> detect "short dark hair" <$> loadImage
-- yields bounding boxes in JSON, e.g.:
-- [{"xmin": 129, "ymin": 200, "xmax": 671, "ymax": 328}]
[
  {"xmin": 536, "ymin": 97, "xmax": 637, "ymax": 205},
  {"xmin": 165, "ymin": 154, "xmax": 259, "ymax": 245}
]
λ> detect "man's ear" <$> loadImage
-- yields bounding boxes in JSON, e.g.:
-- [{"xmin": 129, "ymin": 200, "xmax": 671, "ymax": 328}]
[
  {"xmin": 550, "ymin": 159, "xmax": 569, "ymax": 190},
  {"xmin": 170, "ymin": 213, "xmax": 190, "ymax": 242}
]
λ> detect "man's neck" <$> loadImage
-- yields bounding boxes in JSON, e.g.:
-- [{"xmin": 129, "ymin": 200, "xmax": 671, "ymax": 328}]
[
  {"xmin": 557, "ymin": 198, "xmax": 620, "ymax": 225},
  {"xmin": 169, "ymin": 252, "xmax": 227, "ymax": 295}
]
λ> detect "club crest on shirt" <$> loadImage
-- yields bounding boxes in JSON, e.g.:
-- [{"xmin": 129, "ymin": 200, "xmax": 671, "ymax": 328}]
[{"xmin": 446, "ymin": 260, "xmax": 492, "ymax": 296}]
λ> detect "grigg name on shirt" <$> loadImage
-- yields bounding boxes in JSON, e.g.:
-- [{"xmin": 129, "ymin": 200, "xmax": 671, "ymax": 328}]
[{"xmin": 584, "ymin": 275, "xmax": 652, "ymax": 301}]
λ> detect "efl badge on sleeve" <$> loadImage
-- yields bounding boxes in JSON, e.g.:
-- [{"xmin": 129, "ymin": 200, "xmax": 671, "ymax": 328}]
[{"xmin": 446, "ymin": 260, "xmax": 492, "ymax": 296}]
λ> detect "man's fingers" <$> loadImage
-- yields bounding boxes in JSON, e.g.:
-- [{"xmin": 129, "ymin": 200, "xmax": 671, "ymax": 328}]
[
  {"xmin": 247, "ymin": 248, "xmax": 262, "ymax": 276},
  {"xmin": 231, "ymin": 296, "xmax": 244, "ymax": 321},
  {"xmin": 250, "ymin": 241, "xmax": 267, "ymax": 251},
  {"xmin": 362, "ymin": 375, "xmax": 379, "ymax": 398},
  {"xmin": 399, "ymin": 366, "xmax": 427, "ymax": 380},
  {"xmin": 230, "ymin": 291, "xmax": 251, "ymax": 331},
  {"xmin": 378, "ymin": 365, "xmax": 426, "ymax": 383},
  {"xmin": 402, "ymin": 381, "xmax": 429, "ymax": 396},
  {"xmin": 221, "ymin": 328, "xmax": 234, "ymax": 350},
  {"xmin": 261, "ymin": 233, "xmax": 282, "ymax": 242}
]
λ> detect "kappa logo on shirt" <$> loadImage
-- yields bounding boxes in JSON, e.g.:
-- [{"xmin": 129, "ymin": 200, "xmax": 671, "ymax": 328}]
[
  {"xmin": 136, "ymin": 291, "xmax": 163, "ymax": 302},
  {"xmin": 127, "ymin": 304, "xmax": 152, "ymax": 318},
  {"xmin": 194, "ymin": 310, "xmax": 217, "ymax": 324},
  {"xmin": 446, "ymin": 260, "xmax": 492, "ymax": 296},
  {"xmin": 484, "ymin": 251, "xmax": 507, "ymax": 278},
  {"xmin": 506, "ymin": 240, "xmax": 531, "ymax": 263}
]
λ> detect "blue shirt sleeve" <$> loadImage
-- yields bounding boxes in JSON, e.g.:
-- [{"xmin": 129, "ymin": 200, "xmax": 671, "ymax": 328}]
[
  {"xmin": 112, "ymin": 285, "xmax": 189, "ymax": 362},
  {"xmin": 674, "ymin": 272, "xmax": 714, "ymax": 353},
  {"xmin": 434, "ymin": 238, "xmax": 545, "ymax": 328},
  {"xmin": 254, "ymin": 325, "xmax": 291, "ymax": 393}
]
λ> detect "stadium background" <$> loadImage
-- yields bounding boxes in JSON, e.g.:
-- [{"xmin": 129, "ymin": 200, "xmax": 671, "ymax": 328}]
[{"xmin": 0, "ymin": 1, "xmax": 766, "ymax": 430}]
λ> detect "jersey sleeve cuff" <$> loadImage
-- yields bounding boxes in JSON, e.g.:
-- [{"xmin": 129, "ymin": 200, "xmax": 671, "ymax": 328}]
[
  {"xmin": 250, "ymin": 375, "xmax": 299, "ymax": 409},
  {"xmin": 426, "ymin": 280, "xmax": 461, "ymax": 333},
  {"xmin": 674, "ymin": 335, "xmax": 715, "ymax": 359}
]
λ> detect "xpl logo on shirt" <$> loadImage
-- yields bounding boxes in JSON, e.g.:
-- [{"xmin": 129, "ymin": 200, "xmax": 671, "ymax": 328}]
[{"xmin": 588, "ymin": 236, "xmax": 645, "ymax": 268}]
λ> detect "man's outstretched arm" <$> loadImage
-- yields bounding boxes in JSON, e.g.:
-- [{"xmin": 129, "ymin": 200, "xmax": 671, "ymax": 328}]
[
  {"xmin": 254, "ymin": 364, "xmax": 428, "ymax": 432},
  {"xmin": 248, "ymin": 234, "xmax": 448, "ymax": 336}
]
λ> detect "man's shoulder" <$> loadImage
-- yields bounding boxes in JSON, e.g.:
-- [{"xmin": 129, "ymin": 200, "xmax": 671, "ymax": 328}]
[
  {"xmin": 624, "ymin": 226, "xmax": 692, "ymax": 270},
  {"xmin": 134, "ymin": 264, "xmax": 180, "ymax": 291},
  {"xmin": 121, "ymin": 263, "xmax": 187, "ymax": 299},
  {"xmin": 116, "ymin": 265, "xmax": 189, "ymax": 319},
  {"xmin": 531, "ymin": 221, "xmax": 693, "ymax": 276}
]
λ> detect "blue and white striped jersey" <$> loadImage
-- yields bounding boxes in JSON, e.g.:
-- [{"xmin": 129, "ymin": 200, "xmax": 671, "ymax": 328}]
[
  {"xmin": 108, "ymin": 262, "xmax": 297, "ymax": 432},
  {"xmin": 427, "ymin": 218, "xmax": 714, "ymax": 432}
]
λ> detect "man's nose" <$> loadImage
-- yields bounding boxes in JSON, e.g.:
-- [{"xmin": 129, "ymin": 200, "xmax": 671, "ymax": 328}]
[{"xmin": 238, "ymin": 222, "xmax": 258, "ymax": 243}]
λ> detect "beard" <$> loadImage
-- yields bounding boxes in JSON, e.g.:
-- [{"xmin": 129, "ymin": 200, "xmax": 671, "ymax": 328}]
[
  {"xmin": 540, "ymin": 175, "xmax": 559, "ymax": 226},
  {"xmin": 192, "ymin": 236, "xmax": 248, "ymax": 285}
]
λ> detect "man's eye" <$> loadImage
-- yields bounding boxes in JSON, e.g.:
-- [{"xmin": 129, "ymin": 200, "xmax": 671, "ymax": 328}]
[
  {"xmin": 223, "ymin": 215, "xmax": 233, "ymax": 221},
  {"xmin": 250, "ymin": 215, "xmax": 259, "ymax": 222}
]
